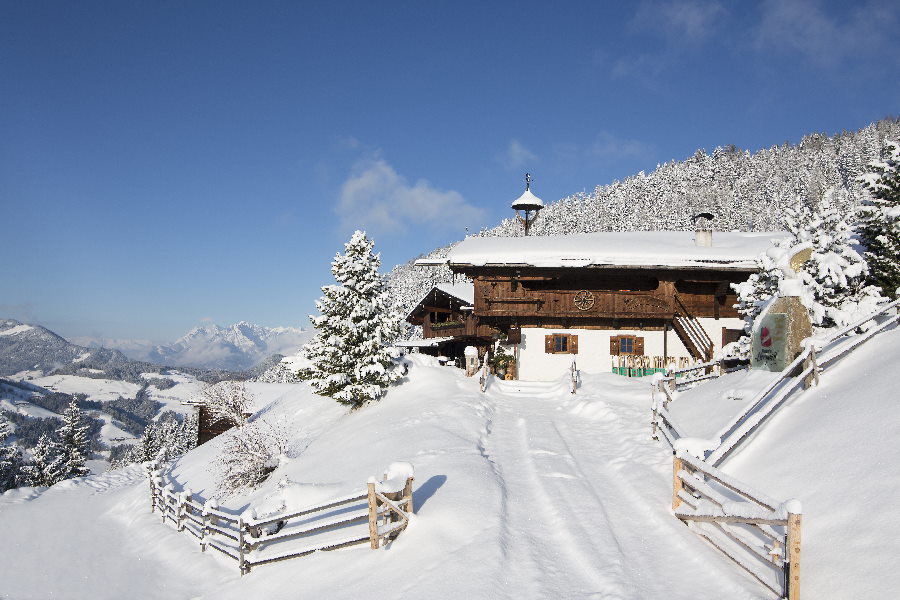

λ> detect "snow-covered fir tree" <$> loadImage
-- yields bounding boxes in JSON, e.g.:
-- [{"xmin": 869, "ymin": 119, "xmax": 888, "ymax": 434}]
[
  {"xmin": 730, "ymin": 251, "xmax": 783, "ymax": 358},
  {"xmin": 302, "ymin": 231, "xmax": 402, "ymax": 408},
  {"xmin": 112, "ymin": 411, "xmax": 198, "ymax": 468},
  {"xmin": 23, "ymin": 433, "xmax": 65, "ymax": 487},
  {"xmin": 782, "ymin": 190, "xmax": 883, "ymax": 327},
  {"xmin": 858, "ymin": 140, "xmax": 900, "ymax": 299},
  {"xmin": 55, "ymin": 398, "xmax": 91, "ymax": 480},
  {"xmin": 0, "ymin": 413, "xmax": 24, "ymax": 492},
  {"xmin": 731, "ymin": 188, "xmax": 883, "ymax": 351}
]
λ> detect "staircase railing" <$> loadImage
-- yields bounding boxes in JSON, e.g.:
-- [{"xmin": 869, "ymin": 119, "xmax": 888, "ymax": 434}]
[{"xmin": 673, "ymin": 293, "xmax": 715, "ymax": 361}]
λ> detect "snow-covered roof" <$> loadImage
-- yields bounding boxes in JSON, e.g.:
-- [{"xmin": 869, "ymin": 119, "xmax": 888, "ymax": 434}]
[
  {"xmin": 394, "ymin": 337, "xmax": 455, "ymax": 348},
  {"xmin": 511, "ymin": 188, "xmax": 544, "ymax": 210},
  {"xmin": 405, "ymin": 283, "xmax": 475, "ymax": 322},
  {"xmin": 434, "ymin": 282, "xmax": 475, "ymax": 305},
  {"xmin": 439, "ymin": 231, "xmax": 788, "ymax": 271}
]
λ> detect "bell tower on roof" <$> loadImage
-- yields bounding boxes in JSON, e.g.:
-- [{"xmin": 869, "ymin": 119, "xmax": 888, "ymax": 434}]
[{"xmin": 511, "ymin": 173, "xmax": 544, "ymax": 236}]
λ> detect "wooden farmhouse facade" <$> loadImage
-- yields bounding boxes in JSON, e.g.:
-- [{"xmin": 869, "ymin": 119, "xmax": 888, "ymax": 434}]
[
  {"xmin": 416, "ymin": 230, "xmax": 786, "ymax": 381},
  {"xmin": 401, "ymin": 283, "xmax": 494, "ymax": 364}
]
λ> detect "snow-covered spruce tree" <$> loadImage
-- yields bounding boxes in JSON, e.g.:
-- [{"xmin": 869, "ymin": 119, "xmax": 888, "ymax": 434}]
[
  {"xmin": 0, "ymin": 413, "xmax": 24, "ymax": 492},
  {"xmin": 112, "ymin": 411, "xmax": 199, "ymax": 468},
  {"xmin": 302, "ymin": 231, "xmax": 402, "ymax": 408},
  {"xmin": 55, "ymin": 398, "xmax": 91, "ymax": 480},
  {"xmin": 23, "ymin": 433, "xmax": 65, "ymax": 487},
  {"xmin": 782, "ymin": 190, "xmax": 883, "ymax": 327},
  {"xmin": 730, "ymin": 251, "xmax": 784, "ymax": 358},
  {"xmin": 858, "ymin": 140, "xmax": 900, "ymax": 299},
  {"xmin": 732, "ymin": 188, "xmax": 883, "ymax": 346}
]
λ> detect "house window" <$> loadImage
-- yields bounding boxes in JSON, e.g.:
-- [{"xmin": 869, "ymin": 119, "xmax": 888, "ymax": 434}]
[
  {"xmin": 610, "ymin": 335, "xmax": 644, "ymax": 355},
  {"xmin": 545, "ymin": 333, "xmax": 578, "ymax": 354}
]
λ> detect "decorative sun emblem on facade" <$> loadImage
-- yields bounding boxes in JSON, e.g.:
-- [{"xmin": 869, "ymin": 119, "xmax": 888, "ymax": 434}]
[{"xmin": 573, "ymin": 290, "xmax": 594, "ymax": 311}]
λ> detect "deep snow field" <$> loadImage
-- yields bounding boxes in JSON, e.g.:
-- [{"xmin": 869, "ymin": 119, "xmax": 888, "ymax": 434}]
[{"xmin": 2, "ymin": 326, "xmax": 899, "ymax": 599}]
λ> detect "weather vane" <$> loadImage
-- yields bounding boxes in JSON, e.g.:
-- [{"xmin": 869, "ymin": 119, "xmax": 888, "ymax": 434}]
[{"xmin": 525, "ymin": 172, "xmax": 532, "ymax": 191}]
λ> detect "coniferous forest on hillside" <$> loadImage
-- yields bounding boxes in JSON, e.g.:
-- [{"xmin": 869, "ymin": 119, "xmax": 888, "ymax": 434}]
[{"xmin": 386, "ymin": 118, "xmax": 900, "ymax": 322}]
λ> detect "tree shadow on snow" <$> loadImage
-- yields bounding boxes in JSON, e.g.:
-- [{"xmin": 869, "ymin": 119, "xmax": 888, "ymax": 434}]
[{"xmin": 412, "ymin": 475, "xmax": 446, "ymax": 512}]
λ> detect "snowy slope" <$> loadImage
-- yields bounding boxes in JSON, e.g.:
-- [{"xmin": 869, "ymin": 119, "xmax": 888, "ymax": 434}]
[
  {"xmin": 722, "ymin": 325, "xmax": 900, "ymax": 599},
  {"xmin": 0, "ymin": 356, "xmax": 769, "ymax": 599}
]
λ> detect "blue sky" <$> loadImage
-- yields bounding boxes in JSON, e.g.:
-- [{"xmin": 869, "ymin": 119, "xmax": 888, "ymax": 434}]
[{"xmin": 1, "ymin": 0, "xmax": 897, "ymax": 342}]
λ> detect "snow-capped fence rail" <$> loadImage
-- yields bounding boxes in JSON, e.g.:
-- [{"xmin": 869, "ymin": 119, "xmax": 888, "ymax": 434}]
[
  {"xmin": 707, "ymin": 296, "xmax": 900, "ymax": 467},
  {"xmin": 672, "ymin": 448, "xmax": 802, "ymax": 599},
  {"xmin": 653, "ymin": 298, "xmax": 899, "ymax": 598},
  {"xmin": 148, "ymin": 460, "xmax": 415, "ymax": 575},
  {"xmin": 653, "ymin": 297, "xmax": 900, "ymax": 465}
]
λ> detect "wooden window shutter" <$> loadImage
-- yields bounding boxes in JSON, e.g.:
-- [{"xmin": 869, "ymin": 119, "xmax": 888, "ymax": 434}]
[
  {"xmin": 569, "ymin": 335, "xmax": 579, "ymax": 354},
  {"xmin": 635, "ymin": 336, "xmax": 645, "ymax": 355},
  {"xmin": 545, "ymin": 335, "xmax": 553, "ymax": 353},
  {"xmin": 610, "ymin": 336, "xmax": 620, "ymax": 355}
]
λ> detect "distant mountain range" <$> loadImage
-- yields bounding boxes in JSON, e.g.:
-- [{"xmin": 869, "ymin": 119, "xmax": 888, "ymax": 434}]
[
  {"xmin": 72, "ymin": 321, "xmax": 312, "ymax": 371},
  {"xmin": 0, "ymin": 319, "xmax": 131, "ymax": 377}
]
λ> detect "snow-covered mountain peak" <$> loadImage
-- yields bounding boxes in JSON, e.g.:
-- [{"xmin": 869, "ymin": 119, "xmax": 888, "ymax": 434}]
[{"xmin": 146, "ymin": 322, "xmax": 312, "ymax": 371}]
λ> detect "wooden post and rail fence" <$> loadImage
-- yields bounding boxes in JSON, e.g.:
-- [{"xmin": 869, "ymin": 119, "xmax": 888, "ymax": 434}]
[
  {"xmin": 148, "ymin": 459, "xmax": 415, "ymax": 575},
  {"xmin": 672, "ymin": 448, "xmax": 802, "ymax": 599},
  {"xmin": 652, "ymin": 296, "xmax": 899, "ymax": 598}
]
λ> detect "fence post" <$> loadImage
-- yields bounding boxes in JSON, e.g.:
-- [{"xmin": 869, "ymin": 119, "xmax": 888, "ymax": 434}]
[
  {"xmin": 402, "ymin": 476, "xmax": 415, "ymax": 515},
  {"xmin": 367, "ymin": 479, "xmax": 380, "ymax": 549},
  {"xmin": 200, "ymin": 501, "xmax": 209, "ymax": 553},
  {"xmin": 803, "ymin": 347, "xmax": 819, "ymax": 390},
  {"xmin": 149, "ymin": 468, "xmax": 157, "ymax": 513},
  {"xmin": 177, "ymin": 489, "xmax": 190, "ymax": 531},
  {"xmin": 162, "ymin": 484, "xmax": 173, "ymax": 523},
  {"xmin": 238, "ymin": 514, "xmax": 249, "ymax": 575},
  {"xmin": 786, "ymin": 506, "xmax": 802, "ymax": 600},
  {"xmin": 672, "ymin": 453, "xmax": 684, "ymax": 510}
]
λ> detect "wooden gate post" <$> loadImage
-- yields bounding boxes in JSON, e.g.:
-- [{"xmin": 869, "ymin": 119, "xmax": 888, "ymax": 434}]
[
  {"xmin": 786, "ymin": 509, "xmax": 802, "ymax": 600},
  {"xmin": 402, "ymin": 476, "xmax": 415, "ymax": 515},
  {"xmin": 367, "ymin": 480, "xmax": 380, "ymax": 549},
  {"xmin": 672, "ymin": 454, "xmax": 684, "ymax": 510}
]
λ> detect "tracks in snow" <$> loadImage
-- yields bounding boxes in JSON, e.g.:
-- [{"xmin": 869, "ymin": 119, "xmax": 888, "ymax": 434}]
[{"xmin": 473, "ymin": 378, "xmax": 759, "ymax": 599}]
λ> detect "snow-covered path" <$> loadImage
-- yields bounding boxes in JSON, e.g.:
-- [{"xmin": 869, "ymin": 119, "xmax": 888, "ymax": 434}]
[{"xmin": 475, "ymin": 375, "xmax": 761, "ymax": 599}]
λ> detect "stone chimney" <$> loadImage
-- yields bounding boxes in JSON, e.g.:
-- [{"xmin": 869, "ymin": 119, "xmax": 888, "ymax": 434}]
[{"xmin": 692, "ymin": 212, "xmax": 714, "ymax": 247}]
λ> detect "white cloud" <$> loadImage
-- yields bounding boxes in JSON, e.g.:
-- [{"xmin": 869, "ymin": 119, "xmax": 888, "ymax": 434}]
[
  {"xmin": 632, "ymin": 0, "xmax": 726, "ymax": 42},
  {"xmin": 501, "ymin": 139, "xmax": 538, "ymax": 170},
  {"xmin": 755, "ymin": 0, "xmax": 899, "ymax": 67},
  {"xmin": 336, "ymin": 159, "xmax": 485, "ymax": 235}
]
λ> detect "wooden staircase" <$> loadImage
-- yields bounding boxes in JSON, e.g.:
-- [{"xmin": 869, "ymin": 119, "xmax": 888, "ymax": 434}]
[{"xmin": 672, "ymin": 294, "xmax": 714, "ymax": 361}]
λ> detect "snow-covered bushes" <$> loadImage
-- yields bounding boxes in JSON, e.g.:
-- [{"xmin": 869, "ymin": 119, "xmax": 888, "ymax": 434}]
[
  {"xmin": 215, "ymin": 420, "xmax": 286, "ymax": 496},
  {"xmin": 302, "ymin": 231, "xmax": 403, "ymax": 408},
  {"xmin": 198, "ymin": 380, "xmax": 251, "ymax": 428}
]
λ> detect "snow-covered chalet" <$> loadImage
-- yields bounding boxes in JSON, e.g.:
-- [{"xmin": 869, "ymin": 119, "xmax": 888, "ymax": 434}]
[{"xmin": 416, "ymin": 223, "xmax": 786, "ymax": 381}]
